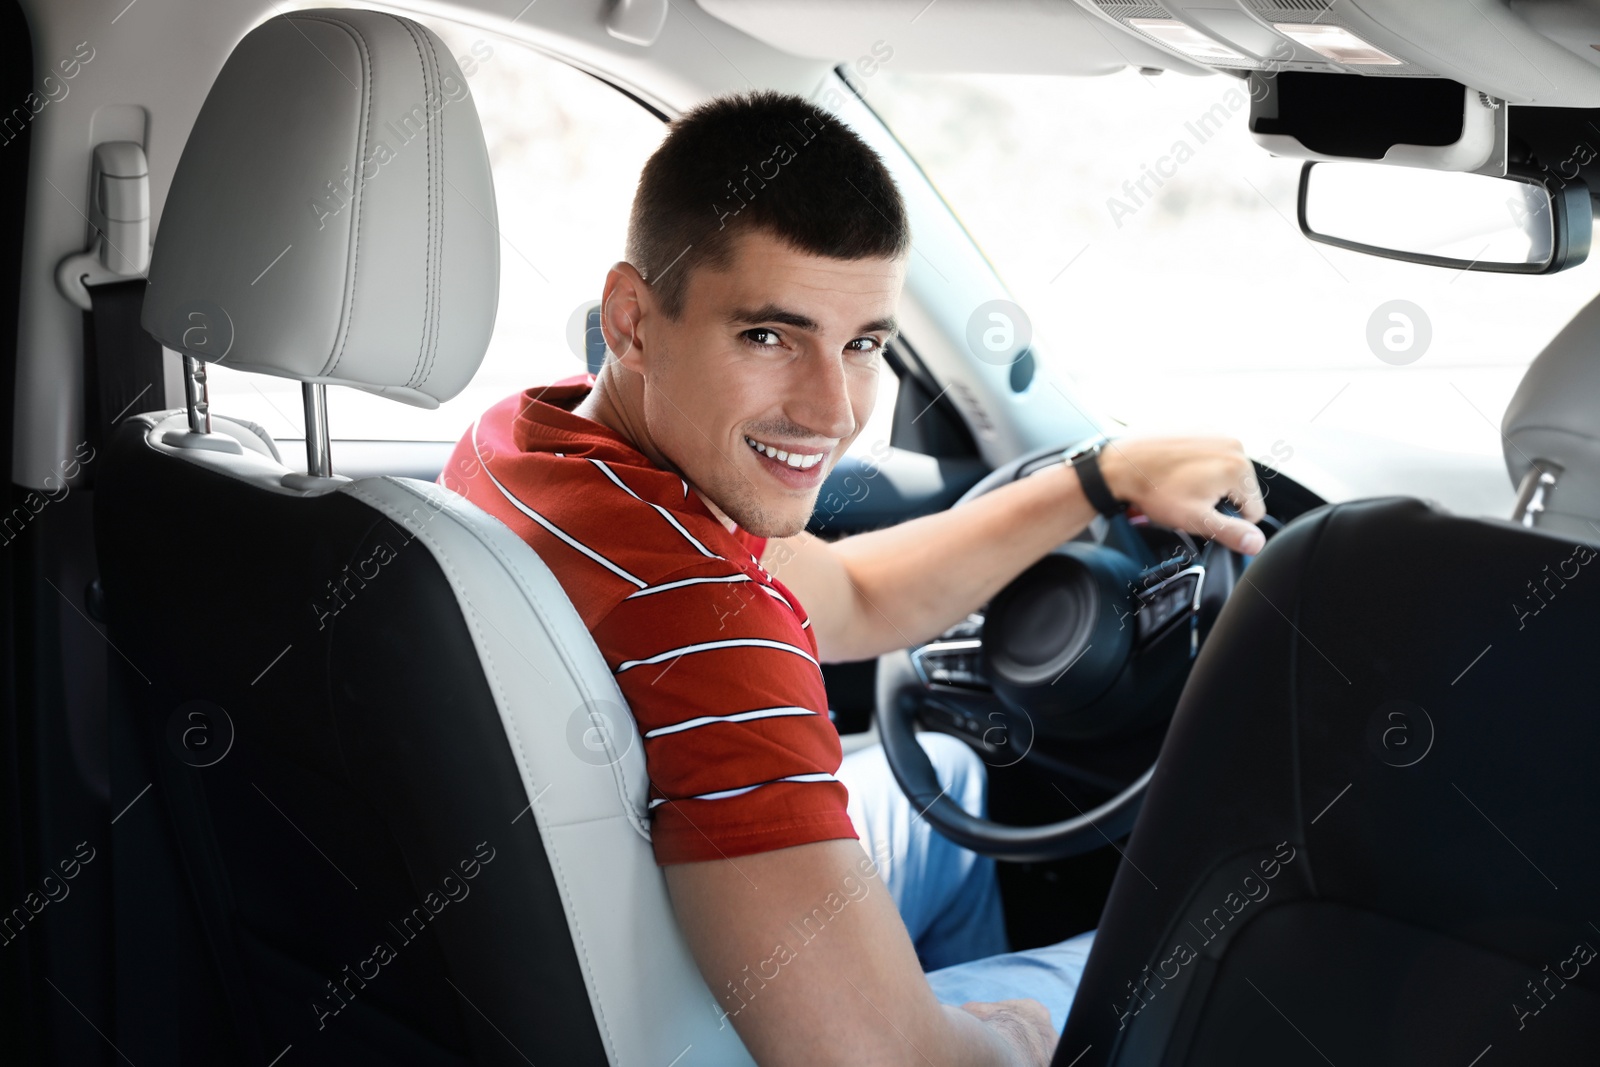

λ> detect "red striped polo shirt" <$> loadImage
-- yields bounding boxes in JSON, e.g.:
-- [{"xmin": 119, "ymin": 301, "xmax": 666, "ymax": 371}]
[{"xmin": 438, "ymin": 375, "xmax": 857, "ymax": 865}]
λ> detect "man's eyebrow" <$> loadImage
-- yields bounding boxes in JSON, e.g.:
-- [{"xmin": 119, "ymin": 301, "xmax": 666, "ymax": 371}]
[
  {"xmin": 729, "ymin": 304, "xmax": 817, "ymax": 331},
  {"xmin": 729, "ymin": 304, "xmax": 899, "ymax": 336}
]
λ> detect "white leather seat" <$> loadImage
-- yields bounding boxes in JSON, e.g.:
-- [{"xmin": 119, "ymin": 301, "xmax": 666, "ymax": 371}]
[{"xmin": 101, "ymin": 9, "xmax": 753, "ymax": 1064}]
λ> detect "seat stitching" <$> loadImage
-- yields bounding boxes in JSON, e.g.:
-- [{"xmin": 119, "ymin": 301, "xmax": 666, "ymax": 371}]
[
  {"xmin": 423, "ymin": 27, "xmax": 445, "ymax": 389},
  {"xmin": 416, "ymin": 17, "xmax": 444, "ymax": 391},
  {"xmin": 292, "ymin": 13, "xmax": 371, "ymax": 378},
  {"xmin": 387, "ymin": 14, "xmax": 435, "ymax": 392}
]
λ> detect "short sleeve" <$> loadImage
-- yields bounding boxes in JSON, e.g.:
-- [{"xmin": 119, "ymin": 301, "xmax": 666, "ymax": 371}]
[{"xmin": 591, "ymin": 563, "xmax": 855, "ymax": 865}]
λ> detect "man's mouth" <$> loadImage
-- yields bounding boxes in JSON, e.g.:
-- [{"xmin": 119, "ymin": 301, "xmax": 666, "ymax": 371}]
[
  {"xmin": 743, "ymin": 434, "xmax": 830, "ymax": 487},
  {"xmin": 744, "ymin": 435, "xmax": 828, "ymax": 469}
]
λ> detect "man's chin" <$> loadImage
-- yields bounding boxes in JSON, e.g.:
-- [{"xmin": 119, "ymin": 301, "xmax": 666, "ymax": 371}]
[
  {"xmin": 738, "ymin": 513, "xmax": 809, "ymax": 540},
  {"xmin": 698, "ymin": 480, "xmax": 818, "ymax": 540},
  {"xmin": 724, "ymin": 497, "xmax": 813, "ymax": 541}
]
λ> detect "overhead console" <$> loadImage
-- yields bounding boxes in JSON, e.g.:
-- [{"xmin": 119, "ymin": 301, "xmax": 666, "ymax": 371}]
[
  {"xmin": 1069, "ymin": 0, "xmax": 1600, "ymax": 108},
  {"xmin": 1072, "ymin": 0, "xmax": 1433, "ymax": 76}
]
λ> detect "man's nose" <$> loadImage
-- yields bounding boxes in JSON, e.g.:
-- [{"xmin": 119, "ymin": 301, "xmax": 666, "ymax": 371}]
[{"xmin": 788, "ymin": 355, "xmax": 857, "ymax": 442}]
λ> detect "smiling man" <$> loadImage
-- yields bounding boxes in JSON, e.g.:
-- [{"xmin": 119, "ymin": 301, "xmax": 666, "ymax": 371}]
[{"xmin": 442, "ymin": 91, "xmax": 1264, "ymax": 1066}]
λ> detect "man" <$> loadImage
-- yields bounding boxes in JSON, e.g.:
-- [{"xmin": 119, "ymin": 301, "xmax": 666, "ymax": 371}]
[{"xmin": 442, "ymin": 91, "xmax": 1264, "ymax": 1066}]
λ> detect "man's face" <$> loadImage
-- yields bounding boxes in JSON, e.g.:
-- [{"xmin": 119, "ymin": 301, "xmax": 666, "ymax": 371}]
[{"xmin": 628, "ymin": 230, "xmax": 905, "ymax": 539}]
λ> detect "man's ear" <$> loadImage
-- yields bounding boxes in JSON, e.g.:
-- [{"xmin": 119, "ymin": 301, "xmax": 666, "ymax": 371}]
[{"xmin": 600, "ymin": 262, "xmax": 650, "ymax": 373}]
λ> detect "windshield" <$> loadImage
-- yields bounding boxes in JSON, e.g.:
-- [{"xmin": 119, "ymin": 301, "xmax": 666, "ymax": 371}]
[{"xmin": 866, "ymin": 70, "xmax": 1600, "ymax": 462}]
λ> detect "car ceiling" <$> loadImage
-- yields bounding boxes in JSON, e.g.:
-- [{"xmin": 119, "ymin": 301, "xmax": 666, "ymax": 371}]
[
  {"xmin": 696, "ymin": 0, "xmax": 1199, "ymax": 75},
  {"xmin": 700, "ymin": 0, "xmax": 1600, "ymax": 107}
]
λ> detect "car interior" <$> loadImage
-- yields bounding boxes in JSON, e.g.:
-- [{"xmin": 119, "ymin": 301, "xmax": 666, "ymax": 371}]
[{"xmin": 3, "ymin": 1, "xmax": 1599, "ymax": 1064}]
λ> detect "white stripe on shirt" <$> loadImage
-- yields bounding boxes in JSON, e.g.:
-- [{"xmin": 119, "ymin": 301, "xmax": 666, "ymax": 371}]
[
  {"xmin": 648, "ymin": 772, "xmax": 839, "ymax": 809},
  {"xmin": 757, "ymin": 583, "xmax": 797, "ymax": 613},
  {"xmin": 644, "ymin": 705, "xmax": 816, "ymax": 739},
  {"xmin": 588, "ymin": 458, "xmax": 717, "ymax": 558},
  {"xmin": 471, "ymin": 419, "xmax": 648, "ymax": 589},
  {"xmin": 624, "ymin": 573, "xmax": 752, "ymax": 600},
  {"xmin": 616, "ymin": 637, "xmax": 819, "ymax": 673}
]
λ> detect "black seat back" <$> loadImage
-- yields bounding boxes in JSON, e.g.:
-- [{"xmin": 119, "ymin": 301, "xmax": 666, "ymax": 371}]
[
  {"xmin": 1060, "ymin": 496, "xmax": 1600, "ymax": 1066},
  {"xmin": 100, "ymin": 415, "xmax": 610, "ymax": 1065}
]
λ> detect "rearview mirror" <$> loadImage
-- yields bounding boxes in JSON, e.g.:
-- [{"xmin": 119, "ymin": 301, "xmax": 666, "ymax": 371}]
[{"xmin": 1297, "ymin": 161, "xmax": 1591, "ymax": 274}]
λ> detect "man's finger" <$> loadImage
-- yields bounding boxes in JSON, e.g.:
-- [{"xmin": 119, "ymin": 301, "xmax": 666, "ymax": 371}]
[
  {"xmin": 1209, "ymin": 511, "xmax": 1265, "ymax": 555},
  {"xmin": 1228, "ymin": 462, "xmax": 1267, "ymax": 524}
]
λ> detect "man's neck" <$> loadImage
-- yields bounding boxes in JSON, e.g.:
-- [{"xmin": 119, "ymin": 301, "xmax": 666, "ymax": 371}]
[
  {"xmin": 572, "ymin": 370, "xmax": 738, "ymax": 533},
  {"xmin": 569, "ymin": 369, "xmax": 632, "ymax": 442}
]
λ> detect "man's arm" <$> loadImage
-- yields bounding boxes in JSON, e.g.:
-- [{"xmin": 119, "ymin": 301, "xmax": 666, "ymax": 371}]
[
  {"xmin": 665, "ymin": 838, "xmax": 1057, "ymax": 1066},
  {"xmin": 764, "ymin": 436, "xmax": 1266, "ymax": 663}
]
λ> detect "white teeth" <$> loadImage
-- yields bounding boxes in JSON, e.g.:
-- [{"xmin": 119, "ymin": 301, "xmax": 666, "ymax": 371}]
[{"xmin": 745, "ymin": 435, "xmax": 826, "ymax": 470}]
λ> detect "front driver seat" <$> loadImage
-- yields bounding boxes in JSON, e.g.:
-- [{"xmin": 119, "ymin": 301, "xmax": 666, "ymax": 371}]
[
  {"xmin": 98, "ymin": 11, "xmax": 751, "ymax": 1065},
  {"xmin": 1056, "ymin": 299, "xmax": 1600, "ymax": 1065}
]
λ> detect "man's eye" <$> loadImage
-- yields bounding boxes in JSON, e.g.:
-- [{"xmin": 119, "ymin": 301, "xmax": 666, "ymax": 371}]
[
  {"xmin": 847, "ymin": 337, "xmax": 882, "ymax": 354},
  {"xmin": 742, "ymin": 328, "xmax": 782, "ymax": 347}
]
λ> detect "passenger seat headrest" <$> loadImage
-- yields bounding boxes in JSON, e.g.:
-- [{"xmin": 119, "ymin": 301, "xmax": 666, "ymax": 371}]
[
  {"xmin": 1502, "ymin": 292, "xmax": 1600, "ymax": 539},
  {"xmin": 143, "ymin": 9, "xmax": 499, "ymax": 409}
]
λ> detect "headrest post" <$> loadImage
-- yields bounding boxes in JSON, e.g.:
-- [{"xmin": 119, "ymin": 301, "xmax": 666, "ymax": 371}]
[
  {"xmin": 302, "ymin": 382, "xmax": 332, "ymax": 478},
  {"xmin": 1511, "ymin": 463, "xmax": 1561, "ymax": 528},
  {"xmin": 182, "ymin": 354, "xmax": 212, "ymax": 435}
]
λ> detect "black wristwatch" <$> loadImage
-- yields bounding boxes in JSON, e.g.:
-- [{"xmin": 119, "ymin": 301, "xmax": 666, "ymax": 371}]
[{"xmin": 1064, "ymin": 439, "xmax": 1127, "ymax": 518}]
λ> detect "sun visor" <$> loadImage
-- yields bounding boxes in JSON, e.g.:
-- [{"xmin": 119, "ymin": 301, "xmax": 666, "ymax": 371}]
[{"xmin": 1248, "ymin": 73, "xmax": 1508, "ymax": 175}]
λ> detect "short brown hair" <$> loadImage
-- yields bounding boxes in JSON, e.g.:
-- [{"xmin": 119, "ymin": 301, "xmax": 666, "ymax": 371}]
[{"xmin": 625, "ymin": 90, "xmax": 910, "ymax": 317}]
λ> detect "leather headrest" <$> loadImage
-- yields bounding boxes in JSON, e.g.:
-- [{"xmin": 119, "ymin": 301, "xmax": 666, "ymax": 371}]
[
  {"xmin": 143, "ymin": 9, "xmax": 498, "ymax": 409},
  {"xmin": 1502, "ymin": 292, "xmax": 1600, "ymax": 538}
]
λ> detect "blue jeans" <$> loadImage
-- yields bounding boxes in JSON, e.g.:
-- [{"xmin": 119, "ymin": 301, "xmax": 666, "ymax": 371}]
[{"xmin": 838, "ymin": 733, "xmax": 1097, "ymax": 1037}]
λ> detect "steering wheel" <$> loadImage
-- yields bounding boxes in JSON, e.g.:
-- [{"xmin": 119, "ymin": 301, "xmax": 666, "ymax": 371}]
[{"xmin": 875, "ymin": 441, "xmax": 1267, "ymax": 862}]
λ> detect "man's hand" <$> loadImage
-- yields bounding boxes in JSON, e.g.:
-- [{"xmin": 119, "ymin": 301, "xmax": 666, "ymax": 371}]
[
  {"xmin": 1096, "ymin": 436, "xmax": 1267, "ymax": 555},
  {"xmin": 665, "ymin": 838, "xmax": 1058, "ymax": 1065}
]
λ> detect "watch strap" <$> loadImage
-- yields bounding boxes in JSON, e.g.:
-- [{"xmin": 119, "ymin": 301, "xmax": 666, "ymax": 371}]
[{"xmin": 1069, "ymin": 443, "xmax": 1127, "ymax": 517}]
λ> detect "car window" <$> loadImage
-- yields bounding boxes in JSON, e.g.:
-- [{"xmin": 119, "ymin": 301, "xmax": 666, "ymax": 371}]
[
  {"xmin": 201, "ymin": 23, "xmax": 897, "ymax": 456},
  {"xmin": 864, "ymin": 70, "xmax": 1600, "ymax": 461}
]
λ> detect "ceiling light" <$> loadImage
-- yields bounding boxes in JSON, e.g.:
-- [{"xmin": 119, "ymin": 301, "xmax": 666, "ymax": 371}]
[
  {"xmin": 1274, "ymin": 23, "xmax": 1402, "ymax": 65},
  {"xmin": 1128, "ymin": 18, "xmax": 1245, "ymax": 62}
]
